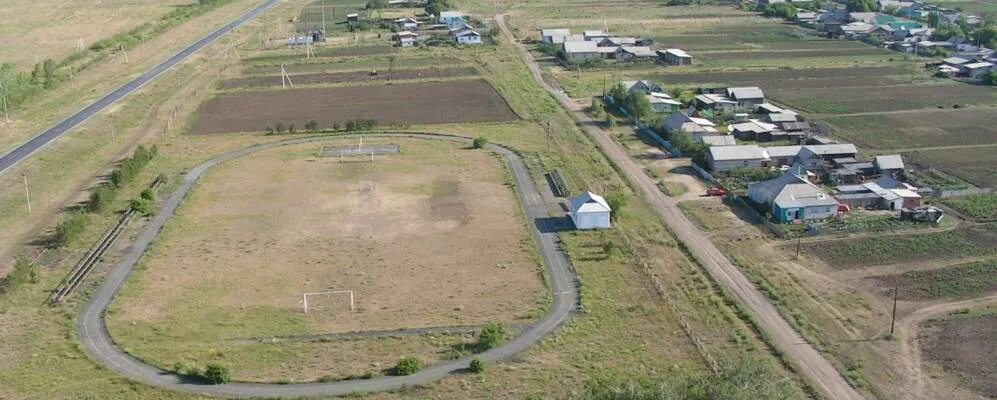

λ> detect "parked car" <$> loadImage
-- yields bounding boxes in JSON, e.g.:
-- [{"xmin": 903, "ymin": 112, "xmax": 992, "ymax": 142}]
[
  {"xmin": 837, "ymin": 203, "xmax": 851, "ymax": 212},
  {"xmin": 706, "ymin": 187, "xmax": 727, "ymax": 196}
]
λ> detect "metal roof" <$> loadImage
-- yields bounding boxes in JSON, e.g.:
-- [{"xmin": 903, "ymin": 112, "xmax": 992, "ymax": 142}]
[
  {"xmin": 727, "ymin": 87, "xmax": 765, "ymax": 100},
  {"xmin": 709, "ymin": 145, "xmax": 768, "ymax": 161},
  {"xmin": 564, "ymin": 41, "xmax": 598, "ymax": 53},
  {"xmin": 541, "ymin": 28, "xmax": 571, "ymax": 37},
  {"xmin": 571, "ymin": 191, "xmax": 611, "ymax": 213},
  {"xmin": 665, "ymin": 48, "xmax": 691, "ymax": 58},
  {"xmin": 873, "ymin": 154, "xmax": 905, "ymax": 170},
  {"xmin": 618, "ymin": 46, "xmax": 655, "ymax": 57},
  {"xmin": 700, "ymin": 135, "xmax": 737, "ymax": 146}
]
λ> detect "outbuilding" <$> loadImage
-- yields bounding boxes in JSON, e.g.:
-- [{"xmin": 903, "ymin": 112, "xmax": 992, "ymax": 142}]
[{"xmin": 570, "ymin": 191, "xmax": 612, "ymax": 229}]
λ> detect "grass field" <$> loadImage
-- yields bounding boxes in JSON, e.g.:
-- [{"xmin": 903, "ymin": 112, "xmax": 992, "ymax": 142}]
[
  {"xmin": 191, "ymin": 79, "xmax": 518, "ymax": 134},
  {"xmin": 0, "ymin": 0, "xmax": 191, "ymax": 68},
  {"xmin": 107, "ymin": 138, "xmax": 546, "ymax": 381},
  {"xmin": 801, "ymin": 224, "xmax": 997, "ymax": 269},
  {"xmin": 906, "ymin": 147, "xmax": 997, "ymax": 188},
  {"xmin": 219, "ymin": 66, "xmax": 479, "ymax": 89},
  {"xmin": 941, "ymin": 194, "xmax": 997, "ymax": 222},
  {"xmin": 242, "ymin": 55, "xmax": 465, "ymax": 75},
  {"xmin": 770, "ymin": 84, "xmax": 997, "ymax": 114},
  {"xmin": 868, "ymin": 259, "xmax": 997, "ymax": 301}
]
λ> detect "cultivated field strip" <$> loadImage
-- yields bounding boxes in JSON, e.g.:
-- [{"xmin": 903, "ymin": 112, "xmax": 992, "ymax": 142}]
[
  {"xmin": 191, "ymin": 79, "xmax": 519, "ymax": 134},
  {"xmin": 218, "ymin": 66, "xmax": 479, "ymax": 90},
  {"xmin": 77, "ymin": 133, "xmax": 580, "ymax": 397}
]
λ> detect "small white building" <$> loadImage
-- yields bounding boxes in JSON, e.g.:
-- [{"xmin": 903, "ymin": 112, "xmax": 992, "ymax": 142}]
[
  {"xmin": 452, "ymin": 28, "xmax": 482, "ymax": 44},
  {"xmin": 395, "ymin": 31, "xmax": 418, "ymax": 47},
  {"xmin": 570, "ymin": 191, "xmax": 612, "ymax": 230},
  {"xmin": 395, "ymin": 17, "xmax": 419, "ymax": 30}
]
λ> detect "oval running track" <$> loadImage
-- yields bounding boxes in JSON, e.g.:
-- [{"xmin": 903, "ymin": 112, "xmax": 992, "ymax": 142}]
[{"xmin": 77, "ymin": 133, "xmax": 579, "ymax": 398}]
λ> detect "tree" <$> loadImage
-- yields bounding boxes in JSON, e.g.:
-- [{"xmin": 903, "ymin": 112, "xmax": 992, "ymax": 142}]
[
  {"xmin": 927, "ymin": 12, "xmax": 940, "ymax": 28},
  {"xmin": 305, "ymin": 120, "xmax": 319, "ymax": 132},
  {"xmin": 604, "ymin": 113, "xmax": 614, "ymax": 128},
  {"xmin": 332, "ymin": 121, "xmax": 341, "ymax": 131},
  {"xmin": 589, "ymin": 98, "xmax": 605, "ymax": 117},
  {"xmin": 366, "ymin": 0, "xmax": 388, "ymax": 8},
  {"xmin": 425, "ymin": 0, "xmax": 450, "ymax": 16},
  {"xmin": 983, "ymin": 70, "xmax": 997, "ymax": 86},
  {"xmin": 846, "ymin": 0, "xmax": 875, "ymax": 12},
  {"xmin": 394, "ymin": 357, "xmax": 422, "ymax": 376},
  {"xmin": 202, "ymin": 364, "xmax": 230, "ymax": 384},
  {"xmin": 140, "ymin": 188, "xmax": 155, "ymax": 201},
  {"xmin": 129, "ymin": 197, "xmax": 153, "ymax": 216},
  {"xmin": 477, "ymin": 322, "xmax": 505, "ymax": 349},
  {"xmin": 287, "ymin": 123, "xmax": 296, "ymax": 134},
  {"xmin": 472, "ymin": 136, "xmax": 488, "ymax": 149},
  {"xmin": 0, "ymin": 255, "xmax": 36, "ymax": 293},
  {"xmin": 883, "ymin": 4, "xmax": 899, "ymax": 16},
  {"xmin": 625, "ymin": 91, "xmax": 652, "ymax": 122},
  {"xmin": 604, "ymin": 192, "xmax": 627, "ymax": 221},
  {"xmin": 606, "ymin": 83, "xmax": 627, "ymax": 105},
  {"xmin": 469, "ymin": 358, "xmax": 486, "ymax": 373},
  {"xmin": 274, "ymin": 122, "xmax": 285, "ymax": 133}
]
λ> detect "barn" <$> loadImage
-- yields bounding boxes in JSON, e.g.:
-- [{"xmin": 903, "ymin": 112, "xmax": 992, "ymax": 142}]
[{"xmin": 570, "ymin": 191, "xmax": 612, "ymax": 230}]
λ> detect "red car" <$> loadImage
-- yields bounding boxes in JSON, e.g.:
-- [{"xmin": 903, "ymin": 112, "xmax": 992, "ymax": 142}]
[
  {"xmin": 706, "ymin": 187, "xmax": 726, "ymax": 196},
  {"xmin": 837, "ymin": 204, "xmax": 851, "ymax": 212}
]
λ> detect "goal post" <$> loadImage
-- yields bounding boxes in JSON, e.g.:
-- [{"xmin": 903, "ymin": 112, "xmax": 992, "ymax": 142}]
[{"xmin": 301, "ymin": 290, "xmax": 355, "ymax": 313}]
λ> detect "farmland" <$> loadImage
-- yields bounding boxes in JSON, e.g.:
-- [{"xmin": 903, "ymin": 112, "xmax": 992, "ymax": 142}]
[
  {"xmin": 941, "ymin": 194, "xmax": 997, "ymax": 222},
  {"xmin": 819, "ymin": 109, "xmax": 997, "ymax": 150},
  {"xmin": 921, "ymin": 309, "xmax": 997, "ymax": 398},
  {"xmin": 906, "ymin": 146, "xmax": 997, "ymax": 188},
  {"xmin": 769, "ymin": 84, "xmax": 997, "ymax": 114},
  {"xmin": 191, "ymin": 79, "xmax": 518, "ymax": 134},
  {"xmin": 107, "ymin": 138, "xmax": 546, "ymax": 381},
  {"xmin": 867, "ymin": 260, "xmax": 997, "ymax": 301},
  {"xmin": 218, "ymin": 66, "xmax": 479, "ymax": 89},
  {"xmin": 242, "ymin": 55, "xmax": 464, "ymax": 75},
  {"xmin": 800, "ymin": 224, "xmax": 997, "ymax": 269}
]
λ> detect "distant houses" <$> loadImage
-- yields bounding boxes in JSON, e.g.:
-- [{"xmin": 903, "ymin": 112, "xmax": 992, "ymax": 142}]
[
  {"xmin": 706, "ymin": 144, "xmax": 858, "ymax": 172},
  {"xmin": 539, "ymin": 27, "xmax": 692, "ymax": 65}
]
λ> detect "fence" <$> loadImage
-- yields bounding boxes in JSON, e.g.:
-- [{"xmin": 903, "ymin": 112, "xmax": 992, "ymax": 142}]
[
  {"xmin": 936, "ymin": 186, "xmax": 992, "ymax": 198},
  {"xmin": 689, "ymin": 162, "xmax": 718, "ymax": 186},
  {"xmin": 604, "ymin": 96, "xmax": 682, "ymax": 157}
]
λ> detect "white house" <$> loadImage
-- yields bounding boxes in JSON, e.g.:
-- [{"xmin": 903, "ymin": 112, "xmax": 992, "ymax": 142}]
[
  {"xmin": 395, "ymin": 17, "xmax": 419, "ymax": 30},
  {"xmin": 570, "ymin": 191, "xmax": 612, "ymax": 229},
  {"xmin": 438, "ymin": 11, "xmax": 467, "ymax": 26},
  {"xmin": 647, "ymin": 93, "xmax": 682, "ymax": 113},
  {"xmin": 395, "ymin": 31, "xmax": 418, "ymax": 47},
  {"xmin": 453, "ymin": 28, "xmax": 482, "ymax": 44}
]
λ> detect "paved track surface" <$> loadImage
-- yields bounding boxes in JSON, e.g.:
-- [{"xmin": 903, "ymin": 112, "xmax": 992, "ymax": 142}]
[
  {"xmin": 495, "ymin": 14, "xmax": 863, "ymax": 400},
  {"xmin": 78, "ymin": 133, "xmax": 579, "ymax": 398},
  {"xmin": 0, "ymin": 0, "xmax": 280, "ymax": 175}
]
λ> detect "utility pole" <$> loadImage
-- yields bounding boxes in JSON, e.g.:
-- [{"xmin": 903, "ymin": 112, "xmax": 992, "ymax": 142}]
[
  {"xmin": 795, "ymin": 236, "xmax": 801, "ymax": 259},
  {"xmin": 110, "ymin": 121, "xmax": 116, "ymax": 145},
  {"xmin": 545, "ymin": 120, "xmax": 552, "ymax": 153},
  {"xmin": 321, "ymin": 0, "xmax": 327, "ymax": 33},
  {"xmin": 890, "ymin": 277, "xmax": 899, "ymax": 336},
  {"xmin": 23, "ymin": 174, "xmax": 31, "ymax": 214},
  {"xmin": 77, "ymin": 36, "xmax": 86, "ymax": 53}
]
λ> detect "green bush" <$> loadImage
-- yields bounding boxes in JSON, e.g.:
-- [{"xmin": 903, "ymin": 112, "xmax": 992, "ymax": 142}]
[
  {"xmin": 1, "ymin": 256, "xmax": 37, "ymax": 294},
  {"xmin": 202, "ymin": 364, "xmax": 231, "ymax": 384},
  {"xmin": 394, "ymin": 357, "xmax": 422, "ymax": 376},
  {"xmin": 477, "ymin": 322, "xmax": 505, "ymax": 349},
  {"xmin": 469, "ymin": 358, "xmax": 486, "ymax": 373},
  {"xmin": 129, "ymin": 197, "xmax": 153, "ymax": 216},
  {"xmin": 110, "ymin": 145, "xmax": 156, "ymax": 188},
  {"xmin": 140, "ymin": 188, "xmax": 155, "ymax": 201},
  {"xmin": 472, "ymin": 137, "xmax": 488, "ymax": 149},
  {"xmin": 88, "ymin": 183, "xmax": 117, "ymax": 212},
  {"xmin": 54, "ymin": 212, "xmax": 89, "ymax": 247},
  {"xmin": 305, "ymin": 120, "xmax": 319, "ymax": 132},
  {"xmin": 605, "ymin": 192, "xmax": 628, "ymax": 222}
]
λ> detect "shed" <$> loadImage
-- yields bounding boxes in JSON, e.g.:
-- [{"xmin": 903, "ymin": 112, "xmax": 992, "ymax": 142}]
[
  {"xmin": 873, "ymin": 154, "xmax": 905, "ymax": 173},
  {"xmin": 540, "ymin": 28, "xmax": 571, "ymax": 44},
  {"xmin": 699, "ymin": 135, "xmax": 737, "ymax": 146},
  {"xmin": 658, "ymin": 48, "xmax": 693, "ymax": 65},
  {"xmin": 726, "ymin": 87, "xmax": 765, "ymax": 108},
  {"xmin": 563, "ymin": 41, "xmax": 599, "ymax": 62},
  {"xmin": 570, "ymin": 191, "xmax": 612, "ymax": 229}
]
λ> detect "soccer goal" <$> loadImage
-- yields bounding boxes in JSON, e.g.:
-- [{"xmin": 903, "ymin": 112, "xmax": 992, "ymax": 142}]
[{"xmin": 301, "ymin": 290, "xmax": 355, "ymax": 313}]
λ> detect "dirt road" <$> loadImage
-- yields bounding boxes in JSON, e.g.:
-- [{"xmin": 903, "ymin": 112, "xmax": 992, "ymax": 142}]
[{"xmin": 495, "ymin": 14, "xmax": 863, "ymax": 400}]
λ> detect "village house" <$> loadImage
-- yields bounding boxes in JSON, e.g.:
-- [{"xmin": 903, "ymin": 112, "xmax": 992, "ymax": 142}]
[
  {"xmin": 748, "ymin": 171, "xmax": 840, "ymax": 223},
  {"xmin": 663, "ymin": 112, "xmax": 719, "ymax": 138},
  {"xmin": 453, "ymin": 28, "xmax": 482, "ymax": 44},
  {"xmin": 658, "ymin": 48, "xmax": 693, "ymax": 65},
  {"xmin": 647, "ymin": 93, "xmax": 682, "ymax": 113},
  {"xmin": 834, "ymin": 176, "xmax": 922, "ymax": 210},
  {"xmin": 563, "ymin": 41, "xmax": 600, "ymax": 62},
  {"xmin": 570, "ymin": 191, "xmax": 612, "ymax": 229},
  {"xmin": 394, "ymin": 31, "xmax": 419, "ymax": 47},
  {"xmin": 584, "ymin": 30, "xmax": 609, "ymax": 42},
  {"xmin": 621, "ymin": 80, "xmax": 662, "ymax": 94},
  {"xmin": 700, "ymin": 135, "xmax": 737, "ymax": 146},
  {"xmin": 615, "ymin": 46, "xmax": 656, "ymax": 61},
  {"xmin": 346, "ymin": 13, "xmax": 360, "ymax": 22},
  {"xmin": 395, "ymin": 17, "xmax": 419, "ymax": 30},
  {"xmin": 873, "ymin": 154, "xmax": 905, "ymax": 175},
  {"xmin": 707, "ymin": 144, "xmax": 858, "ymax": 172},
  {"xmin": 598, "ymin": 37, "xmax": 638, "ymax": 47},
  {"xmin": 797, "ymin": 11, "xmax": 819, "ymax": 25},
  {"xmin": 963, "ymin": 61, "xmax": 996, "ymax": 79},
  {"xmin": 695, "ymin": 93, "xmax": 738, "ymax": 112},
  {"xmin": 726, "ymin": 87, "xmax": 766, "ymax": 108},
  {"xmin": 540, "ymin": 28, "xmax": 571, "ymax": 44},
  {"xmin": 438, "ymin": 11, "xmax": 467, "ymax": 26},
  {"xmin": 730, "ymin": 120, "xmax": 780, "ymax": 141}
]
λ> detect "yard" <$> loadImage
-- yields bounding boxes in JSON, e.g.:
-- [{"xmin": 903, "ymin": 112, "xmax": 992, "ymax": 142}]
[
  {"xmin": 941, "ymin": 194, "xmax": 997, "ymax": 222},
  {"xmin": 106, "ymin": 137, "xmax": 547, "ymax": 382},
  {"xmin": 191, "ymin": 79, "xmax": 519, "ymax": 134}
]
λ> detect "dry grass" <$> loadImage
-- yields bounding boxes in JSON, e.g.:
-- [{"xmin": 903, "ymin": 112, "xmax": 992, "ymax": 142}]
[{"xmin": 107, "ymin": 138, "xmax": 545, "ymax": 380}]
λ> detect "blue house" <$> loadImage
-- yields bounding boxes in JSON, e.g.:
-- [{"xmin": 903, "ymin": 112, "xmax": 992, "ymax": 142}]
[{"xmin": 747, "ymin": 170, "xmax": 839, "ymax": 223}]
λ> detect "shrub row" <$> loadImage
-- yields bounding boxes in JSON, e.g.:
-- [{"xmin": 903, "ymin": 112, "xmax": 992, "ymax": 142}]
[{"xmin": 0, "ymin": 256, "xmax": 36, "ymax": 294}]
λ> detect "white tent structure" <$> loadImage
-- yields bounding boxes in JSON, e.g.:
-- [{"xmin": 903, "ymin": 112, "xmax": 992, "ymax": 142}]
[{"xmin": 570, "ymin": 191, "xmax": 612, "ymax": 230}]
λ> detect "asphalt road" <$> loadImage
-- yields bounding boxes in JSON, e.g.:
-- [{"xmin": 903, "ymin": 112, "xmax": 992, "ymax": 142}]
[
  {"xmin": 78, "ymin": 133, "xmax": 579, "ymax": 398},
  {"xmin": 494, "ymin": 14, "xmax": 864, "ymax": 400},
  {"xmin": 0, "ymin": 0, "xmax": 280, "ymax": 176}
]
